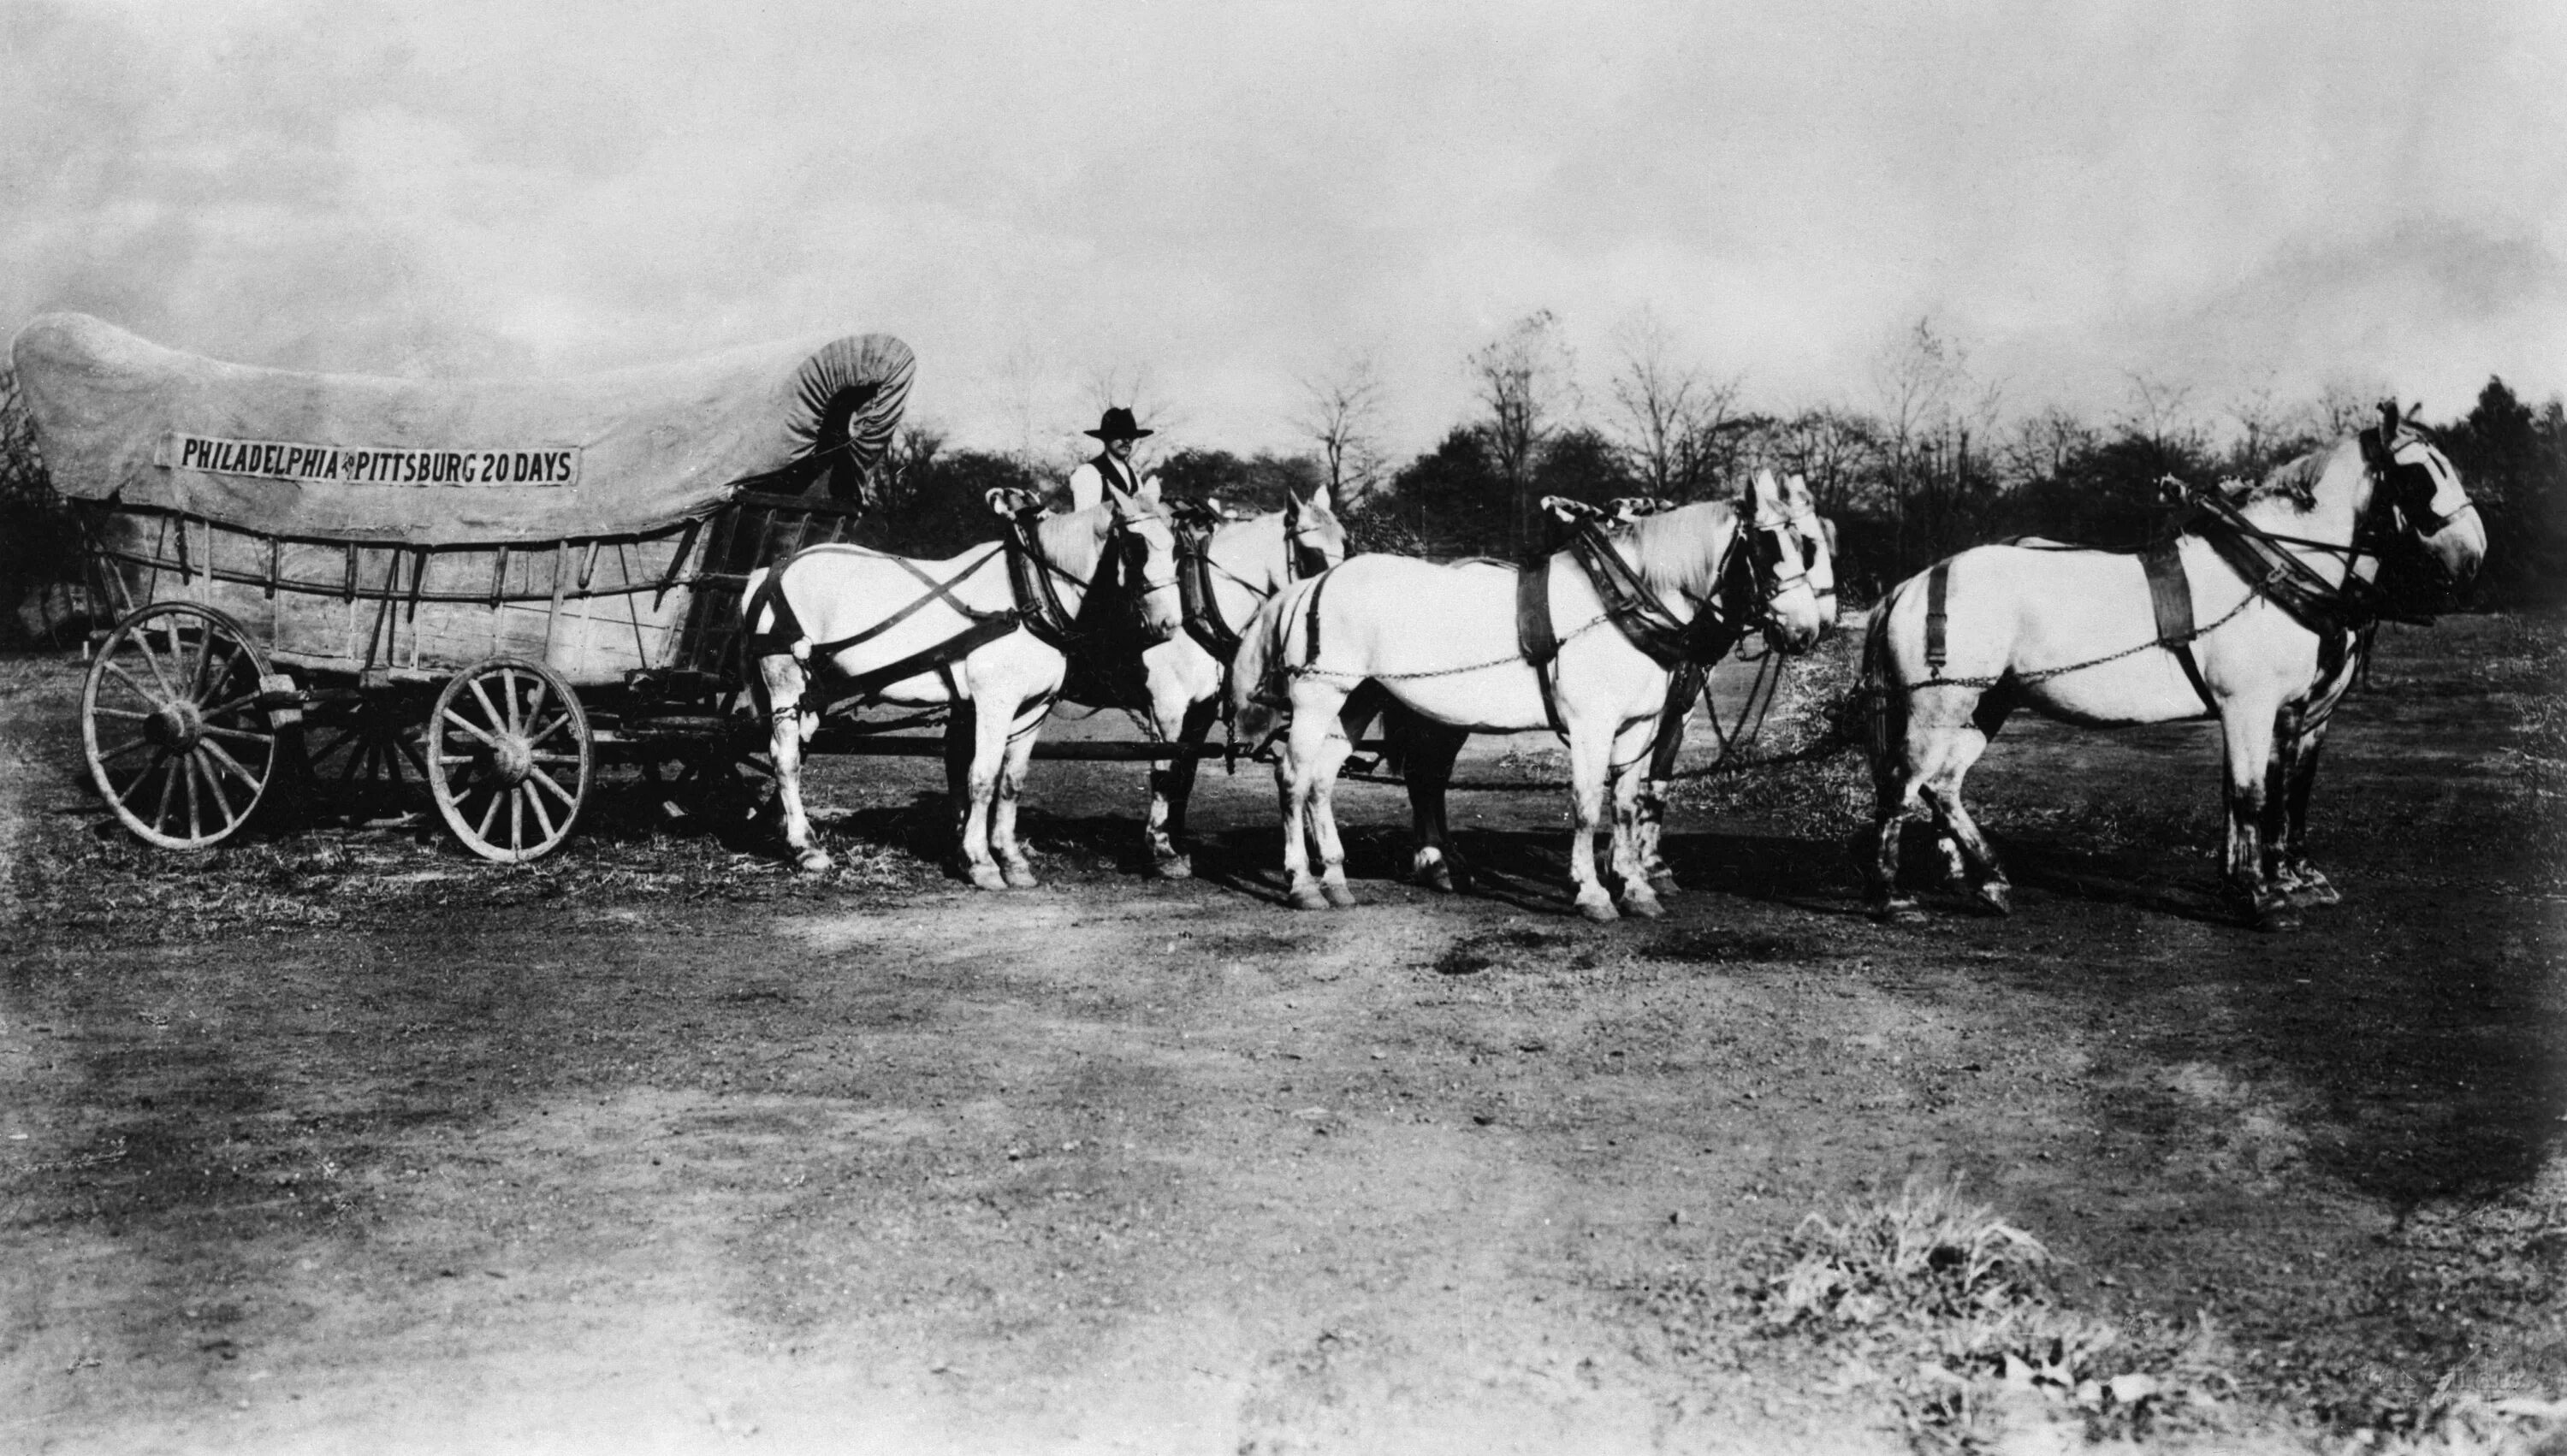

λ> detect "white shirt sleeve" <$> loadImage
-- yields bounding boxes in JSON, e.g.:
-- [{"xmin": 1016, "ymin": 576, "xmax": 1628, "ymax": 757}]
[{"xmin": 1067, "ymin": 462, "xmax": 1106, "ymax": 512}]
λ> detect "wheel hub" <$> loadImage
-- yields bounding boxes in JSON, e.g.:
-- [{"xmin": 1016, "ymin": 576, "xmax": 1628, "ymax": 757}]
[
  {"xmin": 144, "ymin": 700, "xmax": 203, "ymax": 749},
  {"xmin": 489, "ymin": 734, "xmax": 535, "ymax": 786}
]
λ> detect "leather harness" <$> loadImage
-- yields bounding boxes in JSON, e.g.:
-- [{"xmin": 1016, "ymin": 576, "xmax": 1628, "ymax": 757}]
[{"xmin": 750, "ymin": 509, "xmax": 1134, "ymax": 717}]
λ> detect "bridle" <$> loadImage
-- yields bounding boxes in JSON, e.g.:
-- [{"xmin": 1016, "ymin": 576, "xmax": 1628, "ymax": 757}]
[{"xmin": 1008, "ymin": 501, "xmax": 1181, "ymax": 651}]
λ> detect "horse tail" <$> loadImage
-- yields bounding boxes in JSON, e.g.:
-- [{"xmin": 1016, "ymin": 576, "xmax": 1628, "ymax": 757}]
[{"xmin": 1859, "ymin": 595, "xmax": 1906, "ymax": 805}]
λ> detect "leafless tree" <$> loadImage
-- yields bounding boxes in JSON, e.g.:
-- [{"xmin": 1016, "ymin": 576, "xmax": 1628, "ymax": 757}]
[
  {"xmin": 1467, "ymin": 310, "xmax": 1579, "ymax": 555},
  {"xmin": 1292, "ymin": 352, "xmax": 1388, "ymax": 502},
  {"xmin": 2117, "ymin": 370, "xmax": 2204, "ymax": 453},
  {"xmin": 1759, "ymin": 406, "xmax": 1882, "ymax": 518},
  {"xmin": 2311, "ymin": 375, "xmax": 2394, "ymax": 440},
  {"xmin": 1999, "ymin": 404, "xmax": 2098, "ymax": 488},
  {"xmin": 1604, "ymin": 311, "xmax": 1742, "ymax": 500}
]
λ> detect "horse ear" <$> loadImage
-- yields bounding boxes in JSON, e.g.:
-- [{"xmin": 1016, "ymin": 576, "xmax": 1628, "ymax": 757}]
[
  {"xmin": 1307, "ymin": 483, "xmax": 1331, "ymax": 515},
  {"xmin": 1136, "ymin": 472, "xmax": 1163, "ymax": 506},
  {"xmin": 1784, "ymin": 474, "xmax": 1815, "ymax": 513},
  {"xmin": 986, "ymin": 488, "xmax": 1024, "ymax": 517}
]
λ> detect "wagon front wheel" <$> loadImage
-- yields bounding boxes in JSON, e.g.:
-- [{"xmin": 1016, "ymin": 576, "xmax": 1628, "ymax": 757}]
[
  {"xmin": 427, "ymin": 658, "xmax": 591, "ymax": 863},
  {"xmin": 81, "ymin": 603, "xmax": 286, "ymax": 849}
]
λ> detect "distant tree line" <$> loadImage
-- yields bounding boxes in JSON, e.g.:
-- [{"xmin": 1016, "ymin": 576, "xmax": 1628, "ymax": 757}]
[{"xmin": 3, "ymin": 323, "xmax": 2563, "ymax": 642}]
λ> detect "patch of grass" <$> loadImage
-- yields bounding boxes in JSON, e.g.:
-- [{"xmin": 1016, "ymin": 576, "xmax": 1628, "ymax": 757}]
[
  {"xmin": 1625, "ymin": 1180, "xmax": 2248, "ymax": 1451},
  {"xmin": 11, "ymin": 792, "xmax": 937, "ymax": 941}
]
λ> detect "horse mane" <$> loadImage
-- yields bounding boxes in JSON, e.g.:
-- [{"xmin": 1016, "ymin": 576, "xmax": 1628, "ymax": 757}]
[
  {"xmin": 1032, "ymin": 500, "xmax": 1112, "ymax": 581},
  {"xmin": 2228, "ymin": 445, "xmax": 2333, "ymax": 512},
  {"xmin": 1618, "ymin": 500, "xmax": 1735, "ymax": 604}
]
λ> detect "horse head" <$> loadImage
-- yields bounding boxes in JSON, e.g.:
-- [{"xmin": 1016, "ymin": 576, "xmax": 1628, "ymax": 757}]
[
  {"xmin": 1105, "ymin": 477, "xmax": 1185, "ymax": 642},
  {"xmin": 2370, "ymin": 403, "xmax": 2486, "ymax": 589},
  {"xmin": 1782, "ymin": 474, "xmax": 1840, "ymax": 633},
  {"xmin": 1285, "ymin": 483, "xmax": 1348, "ymax": 579},
  {"xmin": 1746, "ymin": 470, "xmax": 1827, "ymax": 652}
]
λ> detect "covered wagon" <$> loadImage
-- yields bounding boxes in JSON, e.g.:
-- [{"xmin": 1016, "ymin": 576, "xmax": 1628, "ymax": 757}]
[{"xmin": 11, "ymin": 312, "xmax": 914, "ymax": 860}]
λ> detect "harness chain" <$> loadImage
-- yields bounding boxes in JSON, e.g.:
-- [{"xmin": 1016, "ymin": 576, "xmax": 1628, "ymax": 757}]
[{"xmin": 1884, "ymin": 465, "xmax": 2420, "ymax": 697}]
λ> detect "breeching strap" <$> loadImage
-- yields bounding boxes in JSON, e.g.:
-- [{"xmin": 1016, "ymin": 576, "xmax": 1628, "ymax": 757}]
[
  {"xmin": 1516, "ymin": 556, "xmax": 1566, "ymax": 736},
  {"xmin": 2142, "ymin": 540, "xmax": 2216, "ymax": 713}
]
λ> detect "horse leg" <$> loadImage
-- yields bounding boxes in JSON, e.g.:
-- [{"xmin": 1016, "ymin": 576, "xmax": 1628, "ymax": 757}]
[
  {"xmin": 758, "ymin": 655, "xmax": 832, "ymax": 873},
  {"xmin": 1306, "ymin": 726, "xmax": 1360, "ymax": 908},
  {"xmin": 953, "ymin": 696, "xmax": 1011, "ymax": 891},
  {"xmin": 1400, "ymin": 721, "xmax": 1469, "ymax": 892},
  {"xmin": 1924, "ymin": 694, "xmax": 2013, "ymax": 914},
  {"xmin": 1608, "ymin": 733, "xmax": 1663, "ymax": 920},
  {"xmin": 1635, "ymin": 781, "xmax": 1679, "ymax": 899},
  {"xmin": 1276, "ymin": 688, "xmax": 1343, "ymax": 910},
  {"xmin": 2218, "ymin": 707, "xmax": 2291, "ymax": 930},
  {"xmin": 1869, "ymin": 687, "xmax": 1982, "ymax": 924},
  {"xmin": 2276, "ymin": 730, "xmax": 2339, "ymax": 907},
  {"xmin": 990, "ymin": 707, "xmax": 1044, "ymax": 889},
  {"xmin": 1146, "ymin": 696, "xmax": 1218, "ymax": 879},
  {"xmin": 1563, "ymin": 724, "xmax": 1618, "ymax": 921}
]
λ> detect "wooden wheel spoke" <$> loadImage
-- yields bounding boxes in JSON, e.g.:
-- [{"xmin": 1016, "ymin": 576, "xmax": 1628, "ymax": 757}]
[
  {"xmin": 150, "ymin": 751, "xmax": 180, "ymax": 830},
  {"xmin": 98, "ymin": 736, "xmax": 154, "ymax": 764},
  {"xmin": 182, "ymin": 748, "xmax": 205, "ymax": 840},
  {"xmin": 526, "ymin": 713, "xmax": 574, "ymax": 749},
  {"xmin": 198, "ymin": 737, "xmax": 263, "ymax": 792},
  {"xmin": 100, "ymin": 660, "xmax": 164, "ymax": 707},
  {"xmin": 521, "ymin": 676, "xmax": 550, "ymax": 732},
  {"xmin": 117, "ymin": 749, "xmax": 173, "ymax": 811},
  {"xmin": 467, "ymin": 677, "xmax": 508, "ymax": 739},
  {"xmin": 522, "ymin": 782, "xmax": 557, "ymax": 842},
  {"xmin": 475, "ymin": 784, "xmax": 506, "ymax": 841},
  {"xmin": 91, "ymin": 705, "xmax": 151, "ymax": 721},
  {"xmin": 192, "ymin": 753, "xmax": 248, "ymax": 828},
  {"xmin": 442, "ymin": 708, "xmax": 501, "ymax": 749},
  {"xmin": 198, "ymin": 723, "xmax": 274, "ymax": 749},
  {"xmin": 396, "ymin": 734, "xmax": 430, "ymax": 780},
  {"xmin": 526, "ymin": 764, "xmax": 578, "ymax": 808},
  {"xmin": 133, "ymin": 639, "xmax": 181, "ymax": 703},
  {"xmin": 199, "ymin": 688, "xmax": 263, "ymax": 720},
  {"xmin": 508, "ymin": 787, "xmax": 525, "ymax": 849},
  {"xmin": 498, "ymin": 669, "xmax": 525, "ymax": 735}
]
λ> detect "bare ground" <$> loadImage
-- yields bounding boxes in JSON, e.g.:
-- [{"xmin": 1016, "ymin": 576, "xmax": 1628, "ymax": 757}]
[{"xmin": 3, "ymin": 613, "xmax": 2563, "ymax": 1453}]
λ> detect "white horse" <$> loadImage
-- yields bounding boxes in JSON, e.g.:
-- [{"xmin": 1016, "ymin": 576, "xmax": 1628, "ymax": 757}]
[
  {"xmin": 1131, "ymin": 487, "xmax": 1348, "ymax": 878},
  {"xmin": 744, "ymin": 482, "xmax": 1182, "ymax": 887},
  {"xmin": 1862, "ymin": 406, "xmax": 2486, "ymax": 928},
  {"xmin": 1367, "ymin": 480, "xmax": 1839, "ymax": 900},
  {"xmin": 1230, "ymin": 471, "xmax": 1831, "ymax": 920}
]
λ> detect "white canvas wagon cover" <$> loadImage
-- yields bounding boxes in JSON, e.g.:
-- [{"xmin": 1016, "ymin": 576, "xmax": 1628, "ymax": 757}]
[{"xmin": 10, "ymin": 312, "xmax": 913, "ymax": 546}]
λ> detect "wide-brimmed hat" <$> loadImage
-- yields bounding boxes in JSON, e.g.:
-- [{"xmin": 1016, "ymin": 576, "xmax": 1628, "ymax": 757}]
[{"xmin": 1084, "ymin": 406, "xmax": 1154, "ymax": 441}]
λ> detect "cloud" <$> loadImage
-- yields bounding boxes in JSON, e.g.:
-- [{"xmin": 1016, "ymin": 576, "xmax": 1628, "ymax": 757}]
[{"xmin": 4, "ymin": 0, "xmax": 2562, "ymax": 455}]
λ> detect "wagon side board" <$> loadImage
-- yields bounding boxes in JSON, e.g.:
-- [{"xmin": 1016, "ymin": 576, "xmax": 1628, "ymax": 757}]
[{"xmin": 77, "ymin": 493, "xmax": 867, "ymax": 690}]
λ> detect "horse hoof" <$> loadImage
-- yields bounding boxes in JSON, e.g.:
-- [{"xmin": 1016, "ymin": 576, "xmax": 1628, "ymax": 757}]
[
  {"xmin": 1975, "ymin": 882, "xmax": 2013, "ymax": 917},
  {"xmin": 1287, "ymin": 884, "xmax": 1331, "ymax": 912},
  {"xmin": 793, "ymin": 849, "xmax": 834, "ymax": 875},
  {"xmin": 1647, "ymin": 873, "xmax": 1681, "ymax": 900},
  {"xmin": 969, "ymin": 864, "xmax": 1008, "ymax": 891},
  {"xmin": 2254, "ymin": 903, "xmax": 2303, "ymax": 933},
  {"xmin": 1150, "ymin": 855, "xmax": 1195, "ymax": 881},
  {"xmin": 1576, "ymin": 894, "xmax": 1619, "ymax": 923},
  {"xmin": 1872, "ymin": 901, "xmax": 1927, "ymax": 926},
  {"xmin": 2289, "ymin": 876, "xmax": 2341, "ymax": 908},
  {"xmin": 1321, "ymin": 880, "xmax": 1359, "ymax": 909},
  {"xmin": 1621, "ymin": 893, "xmax": 1665, "ymax": 920},
  {"xmin": 1002, "ymin": 863, "xmax": 1040, "ymax": 890},
  {"xmin": 1417, "ymin": 865, "xmax": 1456, "ymax": 894}
]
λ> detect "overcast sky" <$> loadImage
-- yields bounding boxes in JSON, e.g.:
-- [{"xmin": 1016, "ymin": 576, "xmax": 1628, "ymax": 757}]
[{"xmin": 5, "ymin": 0, "xmax": 2562, "ymax": 462}]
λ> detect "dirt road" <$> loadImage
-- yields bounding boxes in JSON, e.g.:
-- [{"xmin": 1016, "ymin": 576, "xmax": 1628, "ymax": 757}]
[{"xmin": 4, "ymin": 614, "xmax": 2561, "ymax": 1453}]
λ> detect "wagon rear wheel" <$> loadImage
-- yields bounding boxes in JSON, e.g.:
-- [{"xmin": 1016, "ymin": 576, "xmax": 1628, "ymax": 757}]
[
  {"xmin": 81, "ymin": 603, "xmax": 283, "ymax": 849},
  {"xmin": 297, "ymin": 694, "xmax": 431, "ymax": 823},
  {"xmin": 426, "ymin": 658, "xmax": 592, "ymax": 863}
]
